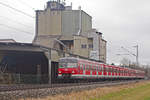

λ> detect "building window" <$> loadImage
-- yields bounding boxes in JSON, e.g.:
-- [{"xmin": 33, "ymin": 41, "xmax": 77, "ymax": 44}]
[
  {"xmin": 81, "ymin": 44, "xmax": 87, "ymax": 48},
  {"xmin": 57, "ymin": 12, "xmax": 60, "ymax": 15},
  {"xmin": 51, "ymin": 11, "xmax": 57, "ymax": 15},
  {"xmin": 88, "ymin": 44, "xmax": 93, "ymax": 48},
  {"xmin": 53, "ymin": 12, "xmax": 55, "ymax": 15}
]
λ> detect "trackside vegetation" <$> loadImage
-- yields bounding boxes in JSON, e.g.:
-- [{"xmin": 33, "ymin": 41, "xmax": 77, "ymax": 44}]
[{"xmin": 92, "ymin": 82, "xmax": 150, "ymax": 100}]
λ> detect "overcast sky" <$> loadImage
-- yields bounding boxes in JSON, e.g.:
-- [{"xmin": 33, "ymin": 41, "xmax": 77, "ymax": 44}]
[{"xmin": 0, "ymin": 0, "xmax": 150, "ymax": 65}]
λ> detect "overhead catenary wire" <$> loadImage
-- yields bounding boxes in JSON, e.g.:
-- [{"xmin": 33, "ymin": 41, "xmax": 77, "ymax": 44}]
[
  {"xmin": 0, "ymin": 2, "xmax": 34, "ymax": 19},
  {"xmin": 0, "ymin": 24, "xmax": 33, "ymax": 35},
  {"xmin": 0, "ymin": 16, "xmax": 33, "ymax": 29},
  {"xmin": 15, "ymin": 0, "xmax": 35, "ymax": 11}
]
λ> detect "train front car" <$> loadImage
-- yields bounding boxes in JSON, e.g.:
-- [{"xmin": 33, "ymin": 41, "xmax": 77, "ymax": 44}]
[{"xmin": 58, "ymin": 57, "xmax": 78, "ymax": 79}]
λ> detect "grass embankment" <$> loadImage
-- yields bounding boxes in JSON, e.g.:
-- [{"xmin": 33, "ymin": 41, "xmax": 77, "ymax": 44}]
[
  {"xmin": 93, "ymin": 81, "xmax": 150, "ymax": 100},
  {"xmin": 21, "ymin": 81, "xmax": 150, "ymax": 100}
]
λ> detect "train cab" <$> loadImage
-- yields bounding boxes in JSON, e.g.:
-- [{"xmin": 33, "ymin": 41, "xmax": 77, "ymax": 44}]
[{"xmin": 58, "ymin": 57, "xmax": 78, "ymax": 78}]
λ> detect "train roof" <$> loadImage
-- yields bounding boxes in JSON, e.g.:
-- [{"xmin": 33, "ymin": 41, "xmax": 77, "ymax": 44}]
[
  {"xmin": 59, "ymin": 57, "xmax": 145, "ymax": 72},
  {"xmin": 59, "ymin": 56, "xmax": 105, "ymax": 63}
]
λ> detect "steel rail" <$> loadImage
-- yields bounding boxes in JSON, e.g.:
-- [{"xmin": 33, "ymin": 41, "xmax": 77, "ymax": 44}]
[{"xmin": 0, "ymin": 80, "xmax": 144, "ymax": 92}]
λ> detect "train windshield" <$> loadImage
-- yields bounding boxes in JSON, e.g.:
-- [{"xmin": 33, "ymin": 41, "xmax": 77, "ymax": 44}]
[
  {"xmin": 59, "ymin": 58, "xmax": 77, "ymax": 68},
  {"xmin": 67, "ymin": 63, "xmax": 77, "ymax": 68}
]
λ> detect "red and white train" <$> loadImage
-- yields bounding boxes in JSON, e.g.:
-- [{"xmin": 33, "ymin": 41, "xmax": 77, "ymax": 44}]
[{"xmin": 58, "ymin": 57, "xmax": 145, "ymax": 80}]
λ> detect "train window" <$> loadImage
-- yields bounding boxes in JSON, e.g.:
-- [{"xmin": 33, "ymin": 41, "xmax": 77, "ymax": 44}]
[
  {"xmin": 108, "ymin": 67, "xmax": 110, "ymax": 72},
  {"xmin": 86, "ymin": 65, "xmax": 89, "ymax": 70},
  {"xmin": 83, "ymin": 64, "xmax": 85, "ymax": 70},
  {"xmin": 92, "ymin": 65, "xmax": 94, "ymax": 70},
  {"xmin": 89, "ymin": 65, "xmax": 91, "ymax": 70},
  {"xmin": 93, "ymin": 65, "xmax": 96, "ymax": 70},
  {"xmin": 105, "ymin": 67, "xmax": 107, "ymax": 72},
  {"xmin": 106, "ymin": 67, "xmax": 108, "ymax": 72},
  {"xmin": 114, "ymin": 68, "xmax": 115, "ymax": 72},
  {"xmin": 105, "ymin": 67, "xmax": 108, "ymax": 72},
  {"xmin": 96, "ymin": 65, "xmax": 98, "ymax": 70},
  {"xmin": 79, "ymin": 64, "xmax": 82, "ymax": 70},
  {"xmin": 101, "ymin": 65, "xmax": 103, "ymax": 71},
  {"xmin": 103, "ymin": 66, "xmax": 105, "ymax": 71},
  {"xmin": 99, "ymin": 65, "xmax": 101, "ymax": 71},
  {"xmin": 116, "ymin": 68, "xmax": 118, "ymax": 73},
  {"xmin": 112, "ymin": 67, "xmax": 114, "ymax": 72},
  {"xmin": 67, "ymin": 63, "xmax": 77, "ymax": 68},
  {"xmin": 97, "ymin": 65, "xmax": 99, "ymax": 71},
  {"xmin": 99, "ymin": 66, "xmax": 101, "ymax": 71},
  {"xmin": 85, "ymin": 65, "xmax": 87, "ymax": 70},
  {"xmin": 109, "ymin": 67, "xmax": 110, "ymax": 72},
  {"xmin": 96, "ymin": 65, "xmax": 98, "ymax": 71},
  {"xmin": 90, "ymin": 65, "xmax": 93, "ymax": 70},
  {"xmin": 59, "ymin": 62, "xmax": 67, "ymax": 68},
  {"xmin": 110, "ymin": 67, "xmax": 112, "ymax": 72}
]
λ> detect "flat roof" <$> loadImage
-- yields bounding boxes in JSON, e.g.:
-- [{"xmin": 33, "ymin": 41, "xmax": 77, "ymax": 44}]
[{"xmin": 0, "ymin": 42, "xmax": 49, "ymax": 52}]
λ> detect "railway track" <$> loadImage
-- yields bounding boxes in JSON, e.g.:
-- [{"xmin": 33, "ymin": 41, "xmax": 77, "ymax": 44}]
[
  {"xmin": 0, "ymin": 80, "xmax": 142, "ymax": 92},
  {"xmin": 0, "ymin": 80, "xmax": 145, "ymax": 100}
]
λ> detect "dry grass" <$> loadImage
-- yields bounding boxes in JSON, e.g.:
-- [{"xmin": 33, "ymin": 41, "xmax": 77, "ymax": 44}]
[{"xmin": 20, "ymin": 81, "xmax": 150, "ymax": 100}]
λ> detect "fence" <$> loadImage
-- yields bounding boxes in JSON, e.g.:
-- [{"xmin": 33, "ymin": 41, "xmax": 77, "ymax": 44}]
[{"xmin": 0, "ymin": 73, "xmax": 49, "ymax": 84}]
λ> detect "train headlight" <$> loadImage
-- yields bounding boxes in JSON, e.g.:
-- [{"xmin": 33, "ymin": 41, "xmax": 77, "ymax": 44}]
[
  {"xmin": 72, "ymin": 71, "xmax": 75, "ymax": 73},
  {"xmin": 59, "ymin": 71, "xmax": 61, "ymax": 73}
]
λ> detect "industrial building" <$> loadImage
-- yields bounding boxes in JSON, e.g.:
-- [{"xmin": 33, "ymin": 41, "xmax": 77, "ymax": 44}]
[{"xmin": 34, "ymin": 0, "xmax": 107, "ymax": 63}]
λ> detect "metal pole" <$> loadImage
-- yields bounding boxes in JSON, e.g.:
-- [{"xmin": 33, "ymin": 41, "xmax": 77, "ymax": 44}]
[
  {"xmin": 136, "ymin": 45, "xmax": 139, "ymax": 67},
  {"xmin": 40, "ymin": 47, "xmax": 51, "ymax": 84},
  {"xmin": 121, "ymin": 46, "xmax": 139, "ymax": 67},
  {"xmin": 48, "ymin": 49, "xmax": 51, "ymax": 84}
]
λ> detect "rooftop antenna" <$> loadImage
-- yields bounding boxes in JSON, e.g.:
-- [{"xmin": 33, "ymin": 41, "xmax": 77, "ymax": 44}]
[
  {"xmin": 71, "ymin": 2, "xmax": 72, "ymax": 7},
  {"xmin": 77, "ymin": 6, "xmax": 81, "ymax": 35},
  {"xmin": 44, "ymin": 4, "xmax": 46, "ymax": 9}
]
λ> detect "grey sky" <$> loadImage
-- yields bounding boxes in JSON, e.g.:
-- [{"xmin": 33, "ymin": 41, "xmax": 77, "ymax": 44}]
[{"xmin": 0, "ymin": 0, "xmax": 150, "ymax": 65}]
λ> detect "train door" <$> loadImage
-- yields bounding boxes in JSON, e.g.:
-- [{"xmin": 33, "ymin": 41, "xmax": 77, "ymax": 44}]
[
  {"xmin": 92, "ymin": 63, "xmax": 97, "ymax": 76},
  {"xmin": 123, "ymin": 68, "xmax": 125, "ymax": 77},
  {"xmin": 127, "ymin": 69, "xmax": 129, "ymax": 78},
  {"xmin": 121, "ymin": 68, "xmax": 123, "ymax": 77},
  {"xmin": 108, "ymin": 66, "xmax": 111, "ymax": 76},
  {"xmin": 78, "ymin": 62, "xmax": 83, "ymax": 75},
  {"xmin": 96, "ymin": 64, "xmax": 99, "ymax": 77},
  {"xmin": 112, "ymin": 66, "xmax": 114, "ymax": 77},
  {"xmin": 118, "ymin": 67, "xmax": 120, "ymax": 77},
  {"xmin": 119, "ymin": 68, "xmax": 121, "ymax": 77},
  {"xmin": 85, "ymin": 63, "xmax": 90, "ymax": 76},
  {"xmin": 103, "ymin": 65, "xmax": 107, "ymax": 76},
  {"xmin": 97, "ymin": 64, "xmax": 102, "ymax": 76},
  {"xmin": 101, "ymin": 64, "xmax": 104, "ymax": 77},
  {"xmin": 124, "ymin": 69, "xmax": 126, "ymax": 77},
  {"xmin": 91, "ymin": 64, "xmax": 93, "ymax": 76},
  {"xmin": 115, "ymin": 67, "xmax": 118, "ymax": 77}
]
